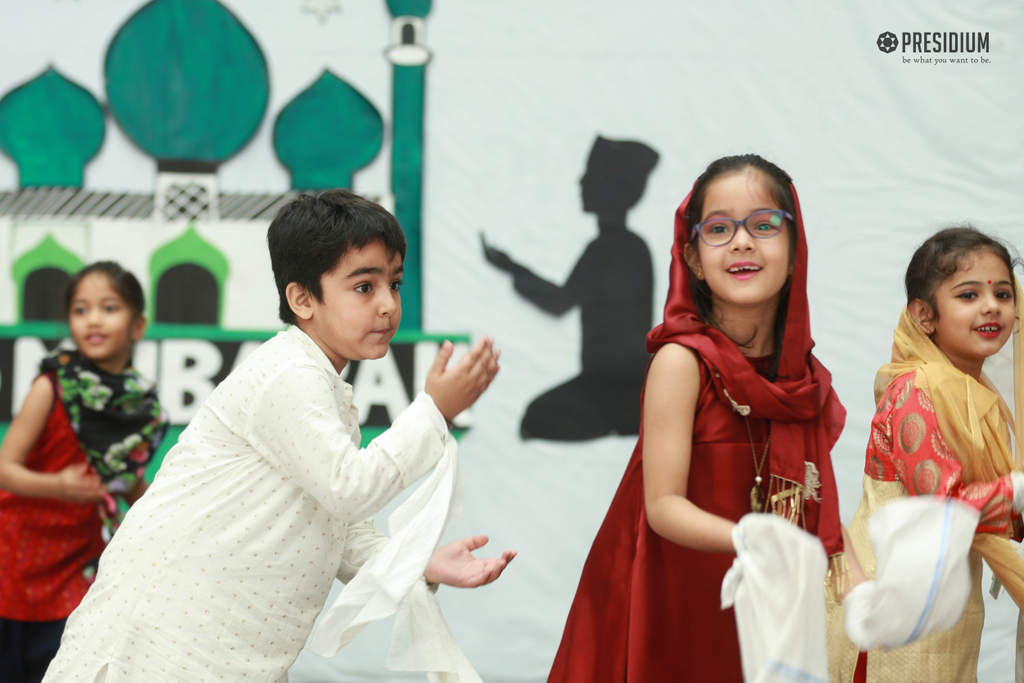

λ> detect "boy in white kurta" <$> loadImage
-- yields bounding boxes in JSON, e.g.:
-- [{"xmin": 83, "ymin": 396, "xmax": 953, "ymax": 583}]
[{"xmin": 44, "ymin": 189, "xmax": 507, "ymax": 682}]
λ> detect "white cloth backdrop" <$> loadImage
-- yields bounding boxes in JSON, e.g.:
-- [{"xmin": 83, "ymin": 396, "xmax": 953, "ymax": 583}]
[{"xmin": 2, "ymin": 1, "xmax": 1023, "ymax": 681}]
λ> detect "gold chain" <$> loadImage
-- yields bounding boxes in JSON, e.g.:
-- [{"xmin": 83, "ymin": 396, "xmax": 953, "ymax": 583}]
[{"xmin": 744, "ymin": 416, "xmax": 770, "ymax": 512}]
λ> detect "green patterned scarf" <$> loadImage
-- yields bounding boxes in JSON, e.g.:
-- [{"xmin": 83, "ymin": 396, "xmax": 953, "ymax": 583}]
[{"xmin": 41, "ymin": 348, "xmax": 167, "ymax": 540}]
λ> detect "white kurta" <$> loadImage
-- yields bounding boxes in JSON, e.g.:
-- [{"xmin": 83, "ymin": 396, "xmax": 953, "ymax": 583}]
[{"xmin": 43, "ymin": 325, "xmax": 448, "ymax": 682}]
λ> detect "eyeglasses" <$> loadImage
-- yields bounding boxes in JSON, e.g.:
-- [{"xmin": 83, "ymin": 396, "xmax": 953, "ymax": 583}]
[{"xmin": 690, "ymin": 210, "xmax": 793, "ymax": 247}]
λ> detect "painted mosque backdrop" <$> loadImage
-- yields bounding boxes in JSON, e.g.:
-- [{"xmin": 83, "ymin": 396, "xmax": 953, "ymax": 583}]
[
  {"xmin": 0, "ymin": 0, "xmax": 471, "ymax": 474},
  {"xmin": 0, "ymin": 0, "xmax": 661, "ymax": 467}
]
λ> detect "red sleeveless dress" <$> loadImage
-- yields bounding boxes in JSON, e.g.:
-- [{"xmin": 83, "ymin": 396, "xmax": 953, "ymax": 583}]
[
  {"xmin": 0, "ymin": 374, "xmax": 105, "ymax": 621},
  {"xmin": 548, "ymin": 358, "xmax": 769, "ymax": 682}
]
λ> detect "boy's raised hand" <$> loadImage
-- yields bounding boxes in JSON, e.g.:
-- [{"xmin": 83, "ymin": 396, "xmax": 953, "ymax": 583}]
[{"xmin": 425, "ymin": 337, "xmax": 500, "ymax": 423}]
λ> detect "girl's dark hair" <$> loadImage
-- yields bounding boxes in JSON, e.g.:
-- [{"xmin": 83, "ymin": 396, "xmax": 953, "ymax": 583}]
[
  {"xmin": 64, "ymin": 261, "xmax": 145, "ymax": 318},
  {"xmin": 684, "ymin": 154, "xmax": 796, "ymax": 381},
  {"xmin": 906, "ymin": 226, "xmax": 1019, "ymax": 310}
]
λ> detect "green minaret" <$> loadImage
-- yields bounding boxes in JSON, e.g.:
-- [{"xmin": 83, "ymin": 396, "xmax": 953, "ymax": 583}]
[{"xmin": 385, "ymin": 0, "xmax": 431, "ymax": 331}]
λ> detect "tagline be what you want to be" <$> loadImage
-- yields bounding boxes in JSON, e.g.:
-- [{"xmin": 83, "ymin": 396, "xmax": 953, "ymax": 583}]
[{"xmin": 901, "ymin": 55, "xmax": 990, "ymax": 64}]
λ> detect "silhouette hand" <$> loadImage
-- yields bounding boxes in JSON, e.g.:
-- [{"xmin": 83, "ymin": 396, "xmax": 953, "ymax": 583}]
[
  {"xmin": 424, "ymin": 535, "xmax": 517, "ymax": 588},
  {"xmin": 481, "ymin": 233, "xmax": 515, "ymax": 272}
]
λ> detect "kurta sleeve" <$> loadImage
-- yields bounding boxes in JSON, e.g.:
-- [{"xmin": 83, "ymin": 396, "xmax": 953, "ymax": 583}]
[
  {"xmin": 877, "ymin": 375, "xmax": 1016, "ymax": 534},
  {"xmin": 245, "ymin": 364, "xmax": 447, "ymax": 524},
  {"xmin": 335, "ymin": 393, "xmax": 451, "ymax": 580},
  {"xmin": 335, "ymin": 519, "xmax": 388, "ymax": 583}
]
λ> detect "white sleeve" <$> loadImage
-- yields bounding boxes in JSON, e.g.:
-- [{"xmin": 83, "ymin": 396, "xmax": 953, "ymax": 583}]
[
  {"xmin": 336, "ymin": 519, "xmax": 388, "ymax": 583},
  {"xmin": 245, "ymin": 365, "xmax": 446, "ymax": 523}
]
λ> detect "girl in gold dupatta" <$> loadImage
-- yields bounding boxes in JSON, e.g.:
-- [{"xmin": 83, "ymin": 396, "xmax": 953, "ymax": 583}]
[{"xmin": 828, "ymin": 227, "xmax": 1024, "ymax": 683}]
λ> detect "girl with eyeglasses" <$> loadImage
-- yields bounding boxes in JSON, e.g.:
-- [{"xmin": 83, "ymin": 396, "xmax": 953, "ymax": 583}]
[{"xmin": 548, "ymin": 155, "xmax": 849, "ymax": 682}]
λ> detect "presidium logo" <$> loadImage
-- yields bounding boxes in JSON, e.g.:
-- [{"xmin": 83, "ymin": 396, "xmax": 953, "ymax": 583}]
[
  {"xmin": 876, "ymin": 30, "xmax": 991, "ymax": 63},
  {"xmin": 877, "ymin": 32, "xmax": 899, "ymax": 53}
]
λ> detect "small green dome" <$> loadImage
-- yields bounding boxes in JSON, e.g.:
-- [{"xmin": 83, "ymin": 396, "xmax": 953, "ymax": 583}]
[
  {"xmin": 0, "ymin": 68, "xmax": 105, "ymax": 187},
  {"xmin": 105, "ymin": 0, "xmax": 269, "ymax": 164},
  {"xmin": 150, "ymin": 223, "xmax": 229, "ymax": 286},
  {"xmin": 273, "ymin": 70, "xmax": 384, "ymax": 190},
  {"xmin": 386, "ymin": 0, "xmax": 431, "ymax": 18}
]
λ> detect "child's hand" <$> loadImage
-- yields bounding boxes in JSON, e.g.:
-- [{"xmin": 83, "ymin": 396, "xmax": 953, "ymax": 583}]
[
  {"xmin": 55, "ymin": 463, "xmax": 106, "ymax": 504},
  {"xmin": 425, "ymin": 337, "xmax": 500, "ymax": 423},
  {"xmin": 424, "ymin": 534, "xmax": 517, "ymax": 588}
]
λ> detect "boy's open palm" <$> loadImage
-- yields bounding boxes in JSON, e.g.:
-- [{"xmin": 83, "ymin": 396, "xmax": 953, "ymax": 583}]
[
  {"xmin": 424, "ymin": 534, "xmax": 517, "ymax": 588},
  {"xmin": 425, "ymin": 337, "xmax": 500, "ymax": 423}
]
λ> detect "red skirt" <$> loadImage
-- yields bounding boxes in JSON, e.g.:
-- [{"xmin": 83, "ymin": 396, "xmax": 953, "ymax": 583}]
[{"xmin": 0, "ymin": 376, "xmax": 104, "ymax": 621}]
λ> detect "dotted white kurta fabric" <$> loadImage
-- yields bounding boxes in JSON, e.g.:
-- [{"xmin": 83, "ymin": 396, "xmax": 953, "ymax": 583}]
[
  {"xmin": 43, "ymin": 326, "xmax": 447, "ymax": 682},
  {"xmin": 311, "ymin": 432, "xmax": 484, "ymax": 682}
]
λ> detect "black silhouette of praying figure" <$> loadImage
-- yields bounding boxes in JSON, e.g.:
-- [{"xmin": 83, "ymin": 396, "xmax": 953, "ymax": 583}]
[{"xmin": 483, "ymin": 135, "xmax": 658, "ymax": 440}]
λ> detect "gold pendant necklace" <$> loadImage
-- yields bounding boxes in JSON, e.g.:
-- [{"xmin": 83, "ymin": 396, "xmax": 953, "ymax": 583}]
[{"xmin": 744, "ymin": 417, "xmax": 770, "ymax": 512}]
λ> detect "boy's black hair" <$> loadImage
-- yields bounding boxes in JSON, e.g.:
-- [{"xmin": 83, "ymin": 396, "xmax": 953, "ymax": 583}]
[
  {"xmin": 906, "ymin": 226, "xmax": 1019, "ymax": 311},
  {"xmin": 267, "ymin": 189, "xmax": 407, "ymax": 324},
  {"xmin": 65, "ymin": 261, "xmax": 145, "ymax": 318},
  {"xmin": 683, "ymin": 154, "xmax": 796, "ymax": 381}
]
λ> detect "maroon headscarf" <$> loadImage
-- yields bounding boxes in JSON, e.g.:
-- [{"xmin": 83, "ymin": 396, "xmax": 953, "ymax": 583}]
[{"xmin": 648, "ymin": 180, "xmax": 846, "ymax": 556}]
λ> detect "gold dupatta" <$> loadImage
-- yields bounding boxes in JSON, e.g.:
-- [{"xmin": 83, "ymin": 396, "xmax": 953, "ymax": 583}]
[{"xmin": 874, "ymin": 299, "xmax": 1024, "ymax": 608}]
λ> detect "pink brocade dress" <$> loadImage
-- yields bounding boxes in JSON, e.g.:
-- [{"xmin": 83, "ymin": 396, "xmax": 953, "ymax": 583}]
[
  {"xmin": 866, "ymin": 372, "xmax": 1014, "ymax": 528},
  {"xmin": 830, "ymin": 371, "xmax": 1019, "ymax": 683},
  {"xmin": 548, "ymin": 358, "xmax": 769, "ymax": 683}
]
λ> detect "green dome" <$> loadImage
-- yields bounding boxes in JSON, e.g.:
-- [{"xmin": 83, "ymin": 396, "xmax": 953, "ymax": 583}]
[
  {"xmin": 386, "ymin": 0, "xmax": 431, "ymax": 18},
  {"xmin": 105, "ymin": 0, "xmax": 269, "ymax": 164},
  {"xmin": 273, "ymin": 71, "xmax": 384, "ymax": 190},
  {"xmin": 0, "ymin": 68, "xmax": 105, "ymax": 187}
]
